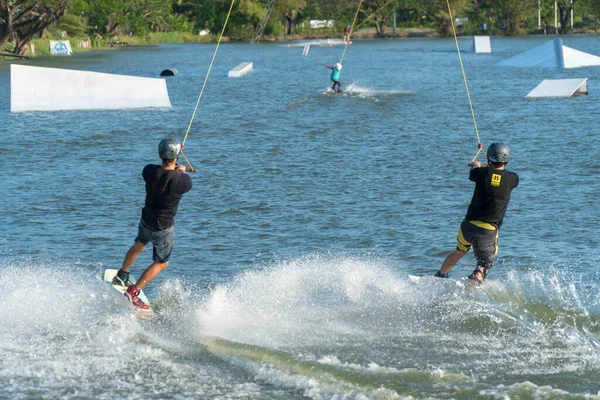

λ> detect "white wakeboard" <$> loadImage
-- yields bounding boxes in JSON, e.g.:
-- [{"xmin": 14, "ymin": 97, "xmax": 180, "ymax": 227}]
[
  {"xmin": 103, "ymin": 268, "xmax": 153, "ymax": 319},
  {"xmin": 408, "ymin": 274, "xmax": 470, "ymax": 288}
]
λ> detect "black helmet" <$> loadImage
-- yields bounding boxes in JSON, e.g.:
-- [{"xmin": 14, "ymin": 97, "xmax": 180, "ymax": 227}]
[
  {"xmin": 487, "ymin": 143, "xmax": 510, "ymax": 163},
  {"xmin": 158, "ymin": 138, "xmax": 182, "ymax": 161}
]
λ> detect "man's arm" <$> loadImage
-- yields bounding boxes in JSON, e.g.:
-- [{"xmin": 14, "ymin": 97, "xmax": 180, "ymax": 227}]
[{"xmin": 468, "ymin": 161, "xmax": 487, "ymax": 169}]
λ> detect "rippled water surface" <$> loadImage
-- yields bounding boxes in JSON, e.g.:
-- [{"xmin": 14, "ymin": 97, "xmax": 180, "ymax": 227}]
[{"xmin": 1, "ymin": 36, "xmax": 599, "ymax": 399}]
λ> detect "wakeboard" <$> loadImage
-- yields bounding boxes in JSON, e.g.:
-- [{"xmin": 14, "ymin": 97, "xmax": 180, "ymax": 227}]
[
  {"xmin": 103, "ymin": 268, "xmax": 153, "ymax": 319},
  {"xmin": 408, "ymin": 274, "xmax": 474, "ymax": 288}
]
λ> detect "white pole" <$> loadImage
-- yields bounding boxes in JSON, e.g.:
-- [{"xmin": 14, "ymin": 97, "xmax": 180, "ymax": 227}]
[
  {"xmin": 554, "ymin": 1, "xmax": 558, "ymax": 31},
  {"xmin": 571, "ymin": 0, "xmax": 574, "ymax": 30},
  {"xmin": 538, "ymin": 0, "xmax": 541, "ymax": 29}
]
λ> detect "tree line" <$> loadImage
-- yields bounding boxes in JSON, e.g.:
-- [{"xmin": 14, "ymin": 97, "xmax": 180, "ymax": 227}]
[{"xmin": 2, "ymin": 0, "xmax": 600, "ymax": 55}]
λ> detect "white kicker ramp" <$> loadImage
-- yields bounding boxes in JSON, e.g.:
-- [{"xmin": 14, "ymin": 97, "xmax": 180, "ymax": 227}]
[
  {"xmin": 498, "ymin": 38, "xmax": 600, "ymax": 68},
  {"xmin": 473, "ymin": 36, "xmax": 491, "ymax": 53},
  {"xmin": 228, "ymin": 62, "xmax": 253, "ymax": 77},
  {"xmin": 10, "ymin": 64, "xmax": 172, "ymax": 112},
  {"xmin": 526, "ymin": 78, "xmax": 588, "ymax": 98}
]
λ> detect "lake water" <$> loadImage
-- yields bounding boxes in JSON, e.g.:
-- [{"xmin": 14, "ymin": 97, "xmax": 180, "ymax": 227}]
[{"xmin": 1, "ymin": 35, "xmax": 599, "ymax": 399}]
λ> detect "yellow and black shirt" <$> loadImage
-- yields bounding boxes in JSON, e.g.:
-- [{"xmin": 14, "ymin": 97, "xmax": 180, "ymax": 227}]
[{"xmin": 465, "ymin": 166, "xmax": 519, "ymax": 230}]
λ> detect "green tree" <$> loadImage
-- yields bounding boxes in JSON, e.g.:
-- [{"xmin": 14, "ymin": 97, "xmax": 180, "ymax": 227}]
[
  {"xmin": 81, "ymin": 0, "xmax": 170, "ymax": 40},
  {"xmin": 304, "ymin": 0, "xmax": 352, "ymax": 21},
  {"xmin": 1, "ymin": 0, "xmax": 70, "ymax": 54},
  {"xmin": 395, "ymin": 0, "xmax": 432, "ymax": 26},
  {"xmin": 494, "ymin": 0, "xmax": 537, "ymax": 34},
  {"xmin": 358, "ymin": 0, "xmax": 397, "ymax": 37},
  {"xmin": 579, "ymin": 0, "xmax": 600, "ymax": 26},
  {"xmin": 421, "ymin": 0, "xmax": 472, "ymax": 36},
  {"xmin": 557, "ymin": 0, "xmax": 575, "ymax": 33},
  {"xmin": 271, "ymin": 0, "xmax": 306, "ymax": 35},
  {"xmin": 192, "ymin": 0, "xmax": 261, "ymax": 35}
]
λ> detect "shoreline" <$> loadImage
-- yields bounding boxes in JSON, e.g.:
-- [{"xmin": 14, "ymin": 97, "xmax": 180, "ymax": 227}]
[{"xmin": 2, "ymin": 27, "xmax": 598, "ymax": 59}]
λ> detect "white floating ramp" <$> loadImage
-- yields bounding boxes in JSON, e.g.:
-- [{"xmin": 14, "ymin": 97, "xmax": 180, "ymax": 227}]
[
  {"xmin": 228, "ymin": 62, "xmax": 253, "ymax": 78},
  {"xmin": 473, "ymin": 36, "xmax": 491, "ymax": 53},
  {"xmin": 286, "ymin": 39, "xmax": 346, "ymax": 47},
  {"xmin": 498, "ymin": 38, "xmax": 600, "ymax": 68},
  {"xmin": 526, "ymin": 78, "xmax": 588, "ymax": 98},
  {"xmin": 10, "ymin": 64, "xmax": 171, "ymax": 112}
]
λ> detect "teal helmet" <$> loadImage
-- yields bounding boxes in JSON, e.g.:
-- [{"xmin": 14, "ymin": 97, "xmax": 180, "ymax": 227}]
[
  {"xmin": 487, "ymin": 143, "xmax": 510, "ymax": 163},
  {"xmin": 158, "ymin": 138, "xmax": 182, "ymax": 161}
]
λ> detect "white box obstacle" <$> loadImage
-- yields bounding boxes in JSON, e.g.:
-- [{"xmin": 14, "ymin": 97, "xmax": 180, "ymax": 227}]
[
  {"xmin": 49, "ymin": 40, "xmax": 72, "ymax": 55},
  {"xmin": 526, "ymin": 78, "xmax": 588, "ymax": 98},
  {"xmin": 473, "ymin": 36, "xmax": 491, "ymax": 53},
  {"xmin": 498, "ymin": 38, "xmax": 600, "ymax": 68},
  {"xmin": 10, "ymin": 64, "xmax": 171, "ymax": 112},
  {"xmin": 286, "ymin": 39, "xmax": 345, "ymax": 47},
  {"xmin": 228, "ymin": 62, "xmax": 253, "ymax": 77}
]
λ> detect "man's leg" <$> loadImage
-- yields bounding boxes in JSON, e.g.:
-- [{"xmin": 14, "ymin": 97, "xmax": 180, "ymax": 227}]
[
  {"xmin": 468, "ymin": 230, "xmax": 498, "ymax": 283},
  {"xmin": 435, "ymin": 221, "xmax": 471, "ymax": 277},
  {"xmin": 134, "ymin": 225, "xmax": 174, "ymax": 290},
  {"xmin": 437, "ymin": 249, "xmax": 466, "ymax": 276},
  {"xmin": 121, "ymin": 240, "xmax": 146, "ymax": 273},
  {"xmin": 135, "ymin": 261, "xmax": 169, "ymax": 290}
]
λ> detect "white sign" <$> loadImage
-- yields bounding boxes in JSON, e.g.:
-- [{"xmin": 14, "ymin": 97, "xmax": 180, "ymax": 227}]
[
  {"xmin": 310, "ymin": 20, "xmax": 335, "ymax": 29},
  {"xmin": 49, "ymin": 40, "xmax": 72, "ymax": 56}
]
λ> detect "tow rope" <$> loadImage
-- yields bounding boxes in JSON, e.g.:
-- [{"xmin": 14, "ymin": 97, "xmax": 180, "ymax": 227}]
[
  {"xmin": 339, "ymin": 0, "xmax": 363, "ymax": 64},
  {"xmin": 445, "ymin": 0, "xmax": 485, "ymax": 162},
  {"xmin": 180, "ymin": 0, "xmax": 236, "ymax": 172}
]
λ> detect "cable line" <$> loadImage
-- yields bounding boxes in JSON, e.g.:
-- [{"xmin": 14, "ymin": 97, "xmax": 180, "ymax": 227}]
[
  {"xmin": 353, "ymin": 0, "xmax": 395, "ymax": 32},
  {"xmin": 445, "ymin": 0, "xmax": 485, "ymax": 162},
  {"xmin": 180, "ymin": 0, "xmax": 236, "ymax": 172},
  {"xmin": 339, "ymin": 0, "xmax": 363, "ymax": 64}
]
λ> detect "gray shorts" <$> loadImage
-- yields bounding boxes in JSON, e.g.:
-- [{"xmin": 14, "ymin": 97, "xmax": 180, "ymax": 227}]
[
  {"xmin": 135, "ymin": 219, "xmax": 174, "ymax": 263},
  {"xmin": 456, "ymin": 219, "xmax": 498, "ymax": 269}
]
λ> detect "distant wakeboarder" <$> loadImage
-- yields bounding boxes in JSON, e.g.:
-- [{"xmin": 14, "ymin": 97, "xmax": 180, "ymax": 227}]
[{"xmin": 323, "ymin": 62, "xmax": 343, "ymax": 93}]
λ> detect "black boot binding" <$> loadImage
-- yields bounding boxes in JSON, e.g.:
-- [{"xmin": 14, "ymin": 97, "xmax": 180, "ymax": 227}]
[
  {"xmin": 112, "ymin": 269, "xmax": 134, "ymax": 287},
  {"xmin": 468, "ymin": 267, "xmax": 488, "ymax": 285},
  {"xmin": 434, "ymin": 270, "xmax": 449, "ymax": 278}
]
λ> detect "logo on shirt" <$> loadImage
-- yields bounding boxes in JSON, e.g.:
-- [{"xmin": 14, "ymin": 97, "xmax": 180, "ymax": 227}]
[{"xmin": 491, "ymin": 174, "xmax": 502, "ymax": 187}]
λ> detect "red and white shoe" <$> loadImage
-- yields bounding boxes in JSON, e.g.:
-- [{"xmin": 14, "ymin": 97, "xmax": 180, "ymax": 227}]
[{"xmin": 124, "ymin": 286, "xmax": 150, "ymax": 310}]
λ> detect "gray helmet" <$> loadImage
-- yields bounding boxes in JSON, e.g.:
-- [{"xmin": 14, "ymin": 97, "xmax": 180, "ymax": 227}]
[
  {"xmin": 487, "ymin": 143, "xmax": 510, "ymax": 163},
  {"xmin": 158, "ymin": 138, "xmax": 182, "ymax": 161}
]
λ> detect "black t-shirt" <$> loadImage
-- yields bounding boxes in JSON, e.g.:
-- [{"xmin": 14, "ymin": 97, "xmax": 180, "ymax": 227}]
[
  {"xmin": 465, "ymin": 166, "xmax": 519, "ymax": 229},
  {"xmin": 141, "ymin": 164, "xmax": 193, "ymax": 230}
]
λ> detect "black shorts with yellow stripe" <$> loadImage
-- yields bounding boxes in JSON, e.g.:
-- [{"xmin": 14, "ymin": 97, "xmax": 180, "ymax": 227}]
[{"xmin": 456, "ymin": 219, "xmax": 499, "ymax": 269}]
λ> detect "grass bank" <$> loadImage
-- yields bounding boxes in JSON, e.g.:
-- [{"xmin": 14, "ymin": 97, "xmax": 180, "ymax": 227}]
[
  {"xmin": 21, "ymin": 32, "xmax": 219, "ymax": 57},
  {"xmin": 11, "ymin": 27, "xmax": 430, "ymax": 59}
]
